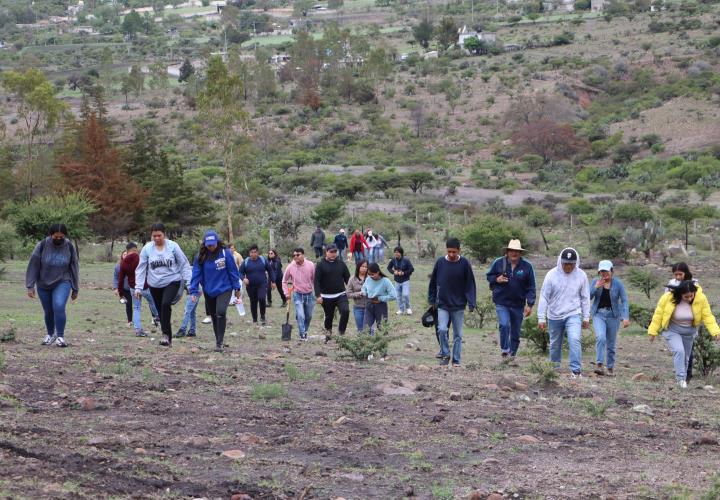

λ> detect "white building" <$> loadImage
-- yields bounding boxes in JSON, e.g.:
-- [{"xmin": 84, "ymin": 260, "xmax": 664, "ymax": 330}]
[{"xmin": 458, "ymin": 25, "xmax": 497, "ymax": 49}]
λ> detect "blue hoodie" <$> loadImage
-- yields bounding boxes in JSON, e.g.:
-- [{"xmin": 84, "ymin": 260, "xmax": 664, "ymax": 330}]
[
  {"xmin": 428, "ymin": 256, "xmax": 477, "ymax": 312},
  {"xmin": 189, "ymin": 247, "xmax": 241, "ymax": 298},
  {"xmin": 486, "ymin": 256, "xmax": 536, "ymax": 309}
]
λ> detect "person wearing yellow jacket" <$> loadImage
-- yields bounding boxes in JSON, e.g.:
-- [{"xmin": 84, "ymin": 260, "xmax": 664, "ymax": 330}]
[{"xmin": 648, "ymin": 280, "xmax": 720, "ymax": 389}]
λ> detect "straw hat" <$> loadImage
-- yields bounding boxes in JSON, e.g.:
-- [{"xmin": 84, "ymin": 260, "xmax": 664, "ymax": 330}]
[{"xmin": 505, "ymin": 239, "xmax": 525, "ymax": 252}]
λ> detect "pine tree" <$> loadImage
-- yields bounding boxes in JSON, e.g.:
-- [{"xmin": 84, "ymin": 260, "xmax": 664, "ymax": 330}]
[{"xmin": 178, "ymin": 58, "xmax": 194, "ymax": 83}]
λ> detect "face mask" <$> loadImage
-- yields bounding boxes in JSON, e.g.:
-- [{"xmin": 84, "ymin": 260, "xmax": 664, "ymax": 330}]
[{"xmin": 52, "ymin": 238, "xmax": 65, "ymax": 246}]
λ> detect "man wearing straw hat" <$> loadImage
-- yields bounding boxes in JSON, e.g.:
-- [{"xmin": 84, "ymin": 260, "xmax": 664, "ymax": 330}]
[{"xmin": 486, "ymin": 239, "xmax": 536, "ymax": 362}]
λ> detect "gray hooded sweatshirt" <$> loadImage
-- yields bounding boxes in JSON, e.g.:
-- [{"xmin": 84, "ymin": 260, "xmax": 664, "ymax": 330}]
[
  {"xmin": 537, "ymin": 247, "xmax": 590, "ymax": 323},
  {"xmin": 134, "ymin": 239, "xmax": 192, "ymax": 291},
  {"xmin": 25, "ymin": 237, "xmax": 79, "ymax": 292}
]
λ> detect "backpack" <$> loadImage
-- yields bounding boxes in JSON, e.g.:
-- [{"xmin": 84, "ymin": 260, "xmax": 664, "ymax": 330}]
[{"xmin": 244, "ymin": 255, "xmax": 267, "ymax": 267}]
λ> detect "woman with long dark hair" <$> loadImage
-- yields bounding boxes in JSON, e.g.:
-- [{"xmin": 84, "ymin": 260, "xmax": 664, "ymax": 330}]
[
  {"xmin": 114, "ymin": 250, "xmax": 133, "ymax": 327},
  {"xmin": 648, "ymin": 280, "xmax": 720, "ymax": 388},
  {"xmin": 666, "ymin": 262, "xmax": 700, "ymax": 380},
  {"xmin": 188, "ymin": 231, "xmax": 241, "ymax": 352},
  {"xmin": 266, "ymin": 249, "xmax": 286, "ymax": 308},
  {"xmin": 25, "ymin": 223, "xmax": 79, "ymax": 347},
  {"xmin": 134, "ymin": 223, "xmax": 192, "ymax": 347},
  {"xmin": 346, "ymin": 259, "xmax": 369, "ymax": 332}
]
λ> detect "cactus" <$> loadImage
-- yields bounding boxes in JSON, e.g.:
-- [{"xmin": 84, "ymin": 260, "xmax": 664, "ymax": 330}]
[{"xmin": 624, "ymin": 220, "xmax": 664, "ymax": 259}]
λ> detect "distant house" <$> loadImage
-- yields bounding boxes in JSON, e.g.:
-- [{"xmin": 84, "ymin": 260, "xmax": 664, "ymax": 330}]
[
  {"xmin": 591, "ymin": 0, "xmax": 605, "ymax": 11},
  {"xmin": 543, "ymin": 0, "xmax": 575, "ymax": 12},
  {"xmin": 503, "ymin": 43, "xmax": 524, "ymax": 52},
  {"xmin": 457, "ymin": 25, "xmax": 496, "ymax": 50}
]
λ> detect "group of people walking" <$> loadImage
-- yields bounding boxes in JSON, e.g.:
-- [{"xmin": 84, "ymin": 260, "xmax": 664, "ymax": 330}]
[{"xmin": 24, "ymin": 222, "xmax": 720, "ymax": 388}]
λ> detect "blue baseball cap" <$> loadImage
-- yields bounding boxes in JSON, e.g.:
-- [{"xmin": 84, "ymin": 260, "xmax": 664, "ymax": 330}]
[{"xmin": 204, "ymin": 230, "xmax": 219, "ymax": 247}]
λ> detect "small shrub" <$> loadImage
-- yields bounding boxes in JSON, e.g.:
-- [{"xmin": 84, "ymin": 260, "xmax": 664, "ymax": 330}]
[
  {"xmin": 627, "ymin": 267, "xmax": 661, "ymax": 300},
  {"xmin": 0, "ymin": 321, "xmax": 16, "ymax": 342},
  {"xmin": 693, "ymin": 327, "xmax": 720, "ymax": 377},
  {"xmin": 527, "ymin": 356, "xmax": 558, "ymax": 385},
  {"xmin": 592, "ymin": 229, "xmax": 627, "ymax": 260},
  {"xmin": 251, "ymin": 383, "xmax": 286, "ymax": 401},
  {"xmin": 577, "ymin": 398, "xmax": 612, "ymax": 418},
  {"xmin": 464, "ymin": 294, "xmax": 495, "ymax": 329},
  {"xmin": 522, "ymin": 316, "xmax": 549, "ymax": 353},
  {"xmin": 0, "ymin": 350, "xmax": 4, "ymax": 370},
  {"xmin": 629, "ymin": 303, "xmax": 653, "ymax": 329},
  {"xmin": 335, "ymin": 324, "xmax": 403, "ymax": 361}
]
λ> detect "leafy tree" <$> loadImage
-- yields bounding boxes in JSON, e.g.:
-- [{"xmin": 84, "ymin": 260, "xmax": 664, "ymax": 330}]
[
  {"xmin": 178, "ymin": 58, "xmax": 195, "ymax": 83},
  {"xmin": 435, "ymin": 17, "xmax": 458, "ymax": 51},
  {"xmin": 312, "ymin": 198, "xmax": 346, "ymax": 227},
  {"xmin": 197, "ymin": 56, "xmax": 248, "ymax": 242},
  {"xmin": 591, "ymin": 229, "xmax": 627, "ymax": 260},
  {"xmin": 511, "ymin": 119, "xmax": 589, "ymax": 163},
  {"xmin": 524, "ymin": 206, "xmax": 551, "ymax": 251},
  {"xmin": 662, "ymin": 205, "xmax": 717, "ymax": 248},
  {"xmin": 413, "ymin": 19, "xmax": 434, "ymax": 49},
  {"xmin": 57, "ymin": 113, "xmax": 146, "ymax": 247},
  {"xmin": 148, "ymin": 61, "xmax": 169, "ymax": 90},
  {"xmin": 627, "ymin": 267, "xmax": 661, "ymax": 300},
  {"xmin": 613, "ymin": 202, "xmax": 654, "ymax": 224},
  {"xmin": 463, "ymin": 36, "xmax": 489, "ymax": 55},
  {"xmin": 121, "ymin": 10, "xmax": 144, "ymax": 38},
  {"xmin": 1, "ymin": 69, "xmax": 67, "ymax": 200},
  {"xmin": 462, "ymin": 215, "xmax": 526, "ymax": 263},
  {"xmin": 444, "ymin": 82, "xmax": 461, "ymax": 114},
  {"xmin": 404, "ymin": 171, "xmax": 435, "ymax": 194},
  {"xmin": 128, "ymin": 65, "xmax": 145, "ymax": 96},
  {"xmin": 5, "ymin": 192, "xmax": 96, "ymax": 244}
]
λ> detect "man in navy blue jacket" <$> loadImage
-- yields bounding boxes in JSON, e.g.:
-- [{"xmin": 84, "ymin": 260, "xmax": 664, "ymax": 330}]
[
  {"xmin": 428, "ymin": 238, "xmax": 477, "ymax": 366},
  {"xmin": 486, "ymin": 239, "xmax": 536, "ymax": 361}
]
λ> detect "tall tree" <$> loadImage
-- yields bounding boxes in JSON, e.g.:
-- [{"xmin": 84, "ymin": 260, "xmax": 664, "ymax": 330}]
[
  {"xmin": 178, "ymin": 58, "xmax": 195, "ymax": 83},
  {"xmin": 57, "ymin": 113, "xmax": 146, "ymax": 248},
  {"xmin": 1, "ymin": 68, "xmax": 67, "ymax": 200},
  {"xmin": 197, "ymin": 56, "xmax": 248, "ymax": 242},
  {"xmin": 413, "ymin": 19, "xmax": 434, "ymax": 49},
  {"xmin": 511, "ymin": 119, "xmax": 589, "ymax": 163},
  {"xmin": 149, "ymin": 61, "xmax": 169, "ymax": 90},
  {"xmin": 435, "ymin": 17, "xmax": 458, "ymax": 51}
]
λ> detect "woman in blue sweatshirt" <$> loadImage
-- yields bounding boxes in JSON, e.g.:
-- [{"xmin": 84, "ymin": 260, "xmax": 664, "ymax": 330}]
[
  {"xmin": 361, "ymin": 262, "xmax": 397, "ymax": 336},
  {"xmin": 238, "ymin": 244, "xmax": 276, "ymax": 326},
  {"xmin": 188, "ymin": 231, "xmax": 241, "ymax": 352}
]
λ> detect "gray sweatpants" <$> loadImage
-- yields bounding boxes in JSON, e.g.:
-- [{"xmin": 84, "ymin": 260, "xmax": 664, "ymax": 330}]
[{"xmin": 662, "ymin": 323, "xmax": 697, "ymax": 382}]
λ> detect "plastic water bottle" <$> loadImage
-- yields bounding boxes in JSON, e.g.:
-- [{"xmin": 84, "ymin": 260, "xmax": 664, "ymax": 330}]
[{"xmin": 235, "ymin": 298, "xmax": 246, "ymax": 317}]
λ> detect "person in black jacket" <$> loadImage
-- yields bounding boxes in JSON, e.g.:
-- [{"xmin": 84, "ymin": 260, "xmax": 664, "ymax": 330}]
[
  {"xmin": 266, "ymin": 249, "xmax": 287, "ymax": 307},
  {"xmin": 314, "ymin": 244, "xmax": 351, "ymax": 342},
  {"xmin": 387, "ymin": 246, "xmax": 415, "ymax": 316}
]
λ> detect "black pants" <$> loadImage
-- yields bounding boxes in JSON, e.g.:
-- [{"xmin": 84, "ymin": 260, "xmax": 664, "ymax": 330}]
[
  {"xmin": 314, "ymin": 247, "xmax": 323, "ymax": 258},
  {"xmin": 267, "ymin": 276, "xmax": 286, "ymax": 305},
  {"xmin": 122, "ymin": 288, "xmax": 132, "ymax": 322},
  {"xmin": 247, "ymin": 285, "xmax": 267, "ymax": 323},
  {"xmin": 322, "ymin": 295, "xmax": 350, "ymax": 334},
  {"xmin": 205, "ymin": 290, "xmax": 232, "ymax": 348},
  {"xmin": 149, "ymin": 281, "xmax": 181, "ymax": 340}
]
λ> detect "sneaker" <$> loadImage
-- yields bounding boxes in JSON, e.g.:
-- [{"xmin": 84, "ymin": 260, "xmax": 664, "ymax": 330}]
[
  {"xmin": 678, "ymin": 380, "xmax": 688, "ymax": 389},
  {"xmin": 214, "ymin": 346, "xmax": 223, "ymax": 353},
  {"xmin": 281, "ymin": 302, "xmax": 288, "ymax": 308},
  {"xmin": 396, "ymin": 310, "xmax": 403, "ymax": 315},
  {"xmin": 406, "ymin": 308, "xmax": 413, "ymax": 315},
  {"xmin": 187, "ymin": 330, "xmax": 196, "ymax": 337},
  {"xmin": 261, "ymin": 318, "xmax": 267, "ymax": 326},
  {"xmin": 55, "ymin": 337, "xmax": 68, "ymax": 348},
  {"xmin": 159, "ymin": 335, "xmax": 170, "ymax": 346},
  {"xmin": 174, "ymin": 329, "xmax": 186, "ymax": 338},
  {"xmin": 152, "ymin": 317, "xmax": 160, "ymax": 327},
  {"xmin": 594, "ymin": 364, "xmax": 605, "ymax": 376},
  {"xmin": 324, "ymin": 330, "xmax": 332, "ymax": 343},
  {"xmin": 300, "ymin": 336, "xmax": 308, "ymax": 342},
  {"xmin": 570, "ymin": 372, "xmax": 582, "ymax": 379},
  {"xmin": 127, "ymin": 321, "xmax": 133, "ymax": 328},
  {"xmin": 606, "ymin": 367, "xmax": 614, "ymax": 376},
  {"xmin": 438, "ymin": 357, "xmax": 450, "ymax": 366},
  {"xmin": 435, "ymin": 352, "xmax": 444, "ymax": 359},
  {"xmin": 135, "ymin": 330, "xmax": 148, "ymax": 337},
  {"xmin": 202, "ymin": 316, "xmax": 212, "ymax": 324},
  {"xmin": 508, "ymin": 356, "xmax": 518, "ymax": 366},
  {"xmin": 42, "ymin": 334, "xmax": 56, "ymax": 346}
]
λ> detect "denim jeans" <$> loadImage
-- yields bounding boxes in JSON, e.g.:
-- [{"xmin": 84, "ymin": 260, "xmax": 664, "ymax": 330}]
[
  {"xmin": 179, "ymin": 294, "xmax": 199, "ymax": 333},
  {"xmin": 132, "ymin": 294, "xmax": 143, "ymax": 332},
  {"xmin": 293, "ymin": 291, "xmax": 315, "ymax": 338},
  {"xmin": 593, "ymin": 308, "xmax": 621, "ymax": 368},
  {"xmin": 548, "ymin": 314, "xmax": 583, "ymax": 373},
  {"xmin": 395, "ymin": 281, "xmax": 411, "ymax": 312},
  {"xmin": 496, "ymin": 304, "xmax": 525, "ymax": 356},
  {"xmin": 438, "ymin": 308, "xmax": 465, "ymax": 364},
  {"xmin": 352, "ymin": 305, "xmax": 365, "ymax": 332},
  {"xmin": 141, "ymin": 288, "xmax": 159, "ymax": 319},
  {"xmin": 364, "ymin": 301, "xmax": 388, "ymax": 336},
  {"xmin": 353, "ymin": 251, "xmax": 364, "ymax": 263},
  {"xmin": 37, "ymin": 280, "xmax": 72, "ymax": 338}
]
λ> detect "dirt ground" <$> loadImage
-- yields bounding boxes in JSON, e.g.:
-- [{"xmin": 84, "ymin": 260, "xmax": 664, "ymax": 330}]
[{"xmin": 2, "ymin": 259, "xmax": 720, "ymax": 499}]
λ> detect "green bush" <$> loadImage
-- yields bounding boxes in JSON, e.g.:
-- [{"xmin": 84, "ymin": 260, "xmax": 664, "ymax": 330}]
[
  {"xmin": 5, "ymin": 192, "xmax": 96, "ymax": 244},
  {"xmin": 0, "ymin": 321, "xmax": 16, "ymax": 342},
  {"xmin": 527, "ymin": 356, "xmax": 558, "ymax": 385},
  {"xmin": 336, "ymin": 324, "xmax": 403, "ymax": 361},
  {"xmin": 0, "ymin": 222, "xmax": 17, "ymax": 261},
  {"xmin": 251, "ymin": 383, "xmax": 286, "ymax": 401},
  {"xmin": 693, "ymin": 327, "xmax": 720, "ymax": 377},
  {"xmin": 629, "ymin": 303, "xmax": 653, "ymax": 329},
  {"xmin": 461, "ymin": 215, "xmax": 526, "ymax": 263},
  {"xmin": 627, "ymin": 267, "xmax": 661, "ymax": 300},
  {"xmin": 522, "ymin": 316, "xmax": 549, "ymax": 353},
  {"xmin": 312, "ymin": 198, "xmax": 346, "ymax": 228},
  {"xmin": 591, "ymin": 229, "xmax": 627, "ymax": 260}
]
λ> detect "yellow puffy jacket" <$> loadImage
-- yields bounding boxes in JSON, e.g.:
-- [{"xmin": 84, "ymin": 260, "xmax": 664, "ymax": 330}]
[{"xmin": 648, "ymin": 288, "xmax": 720, "ymax": 337}]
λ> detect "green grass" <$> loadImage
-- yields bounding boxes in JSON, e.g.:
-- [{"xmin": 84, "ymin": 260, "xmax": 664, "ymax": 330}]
[
  {"xmin": 251, "ymin": 382, "xmax": 286, "ymax": 401},
  {"xmin": 431, "ymin": 481, "xmax": 454, "ymax": 500},
  {"xmin": 0, "ymin": 349, "xmax": 5, "ymax": 371}
]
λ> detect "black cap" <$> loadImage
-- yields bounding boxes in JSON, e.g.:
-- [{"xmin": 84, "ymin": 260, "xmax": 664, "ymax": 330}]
[
  {"xmin": 126, "ymin": 242, "xmax": 138, "ymax": 250},
  {"xmin": 326, "ymin": 244, "xmax": 338, "ymax": 252},
  {"xmin": 560, "ymin": 248, "xmax": 578, "ymax": 264}
]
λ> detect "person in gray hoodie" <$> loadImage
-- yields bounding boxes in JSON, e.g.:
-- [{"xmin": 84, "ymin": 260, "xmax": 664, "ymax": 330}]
[
  {"xmin": 134, "ymin": 223, "xmax": 192, "ymax": 347},
  {"xmin": 26, "ymin": 223, "xmax": 79, "ymax": 347},
  {"xmin": 537, "ymin": 247, "xmax": 590, "ymax": 378}
]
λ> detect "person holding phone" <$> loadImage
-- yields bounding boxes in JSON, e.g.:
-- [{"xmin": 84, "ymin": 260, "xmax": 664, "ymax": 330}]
[{"xmin": 589, "ymin": 260, "xmax": 630, "ymax": 376}]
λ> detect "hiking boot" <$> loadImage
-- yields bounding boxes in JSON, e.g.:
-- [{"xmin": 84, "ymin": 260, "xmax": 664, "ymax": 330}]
[
  {"xmin": 186, "ymin": 330, "xmax": 196, "ymax": 337},
  {"xmin": 42, "ymin": 334, "xmax": 56, "ymax": 346},
  {"xmin": 159, "ymin": 335, "xmax": 170, "ymax": 346},
  {"xmin": 594, "ymin": 363, "xmax": 605, "ymax": 376},
  {"xmin": 214, "ymin": 345, "xmax": 223, "ymax": 353},
  {"xmin": 435, "ymin": 352, "xmax": 444, "ymax": 359},
  {"xmin": 606, "ymin": 367, "xmax": 614, "ymax": 376},
  {"xmin": 438, "ymin": 357, "xmax": 450, "ymax": 366},
  {"xmin": 55, "ymin": 337, "xmax": 68, "ymax": 348},
  {"xmin": 135, "ymin": 330, "xmax": 148, "ymax": 337},
  {"xmin": 174, "ymin": 329, "xmax": 186, "ymax": 338}
]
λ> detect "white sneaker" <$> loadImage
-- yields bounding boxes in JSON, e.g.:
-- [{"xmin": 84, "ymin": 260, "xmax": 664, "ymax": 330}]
[
  {"xmin": 41, "ymin": 334, "xmax": 56, "ymax": 346},
  {"xmin": 570, "ymin": 372, "xmax": 582, "ymax": 379},
  {"xmin": 55, "ymin": 337, "xmax": 68, "ymax": 348},
  {"xmin": 202, "ymin": 316, "xmax": 212, "ymax": 324},
  {"xmin": 396, "ymin": 310, "xmax": 403, "ymax": 315},
  {"xmin": 406, "ymin": 308, "xmax": 413, "ymax": 315},
  {"xmin": 678, "ymin": 380, "xmax": 688, "ymax": 389}
]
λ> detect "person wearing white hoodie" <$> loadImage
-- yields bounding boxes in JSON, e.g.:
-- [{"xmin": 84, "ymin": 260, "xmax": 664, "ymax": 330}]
[{"xmin": 537, "ymin": 248, "xmax": 590, "ymax": 378}]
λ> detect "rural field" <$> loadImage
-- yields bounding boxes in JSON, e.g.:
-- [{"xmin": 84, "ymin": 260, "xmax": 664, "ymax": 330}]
[{"xmin": 3, "ymin": 257, "xmax": 720, "ymax": 499}]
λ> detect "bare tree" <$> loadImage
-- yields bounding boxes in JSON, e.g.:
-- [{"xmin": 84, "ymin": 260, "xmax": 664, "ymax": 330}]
[{"xmin": 411, "ymin": 102, "xmax": 425, "ymax": 138}]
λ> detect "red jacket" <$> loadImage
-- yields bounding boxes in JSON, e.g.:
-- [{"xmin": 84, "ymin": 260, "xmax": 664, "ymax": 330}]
[
  {"xmin": 349, "ymin": 233, "xmax": 369, "ymax": 254},
  {"xmin": 118, "ymin": 252, "xmax": 148, "ymax": 295}
]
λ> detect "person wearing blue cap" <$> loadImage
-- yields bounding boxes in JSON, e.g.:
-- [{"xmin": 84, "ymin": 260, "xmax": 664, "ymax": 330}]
[
  {"xmin": 188, "ymin": 230, "xmax": 241, "ymax": 352},
  {"xmin": 589, "ymin": 260, "xmax": 630, "ymax": 376}
]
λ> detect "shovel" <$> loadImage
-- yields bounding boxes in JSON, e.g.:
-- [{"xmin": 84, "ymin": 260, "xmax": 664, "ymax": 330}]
[{"xmin": 281, "ymin": 286, "xmax": 293, "ymax": 341}]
